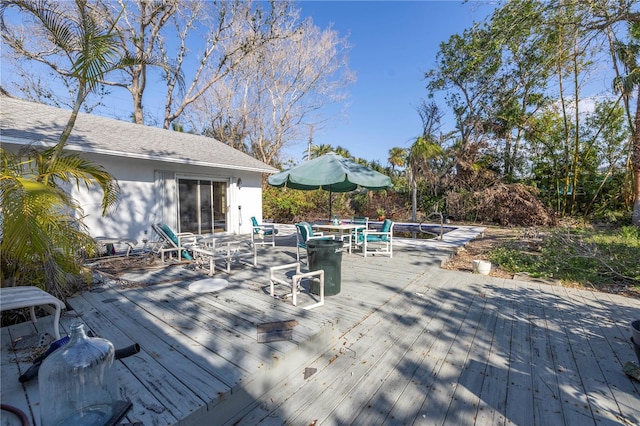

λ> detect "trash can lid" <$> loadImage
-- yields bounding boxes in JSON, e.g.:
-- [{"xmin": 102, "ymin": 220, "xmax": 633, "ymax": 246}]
[{"xmin": 307, "ymin": 239, "xmax": 343, "ymax": 248}]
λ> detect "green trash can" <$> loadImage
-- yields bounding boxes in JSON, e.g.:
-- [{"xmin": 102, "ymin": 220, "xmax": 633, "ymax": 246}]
[{"xmin": 307, "ymin": 239, "xmax": 343, "ymax": 296}]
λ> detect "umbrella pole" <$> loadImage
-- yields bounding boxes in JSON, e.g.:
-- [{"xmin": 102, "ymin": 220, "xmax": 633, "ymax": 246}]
[{"xmin": 329, "ymin": 190, "xmax": 332, "ymax": 221}]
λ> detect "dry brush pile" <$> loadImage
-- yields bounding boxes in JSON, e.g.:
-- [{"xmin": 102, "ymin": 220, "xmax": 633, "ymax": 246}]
[{"xmin": 446, "ymin": 183, "xmax": 556, "ymax": 227}]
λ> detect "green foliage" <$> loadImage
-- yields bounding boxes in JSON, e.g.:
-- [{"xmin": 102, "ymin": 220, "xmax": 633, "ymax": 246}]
[
  {"xmin": 489, "ymin": 246, "xmax": 538, "ymax": 273},
  {"xmin": 419, "ymin": 0, "xmax": 638, "ymax": 222},
  {"xmin": 1, "ymin": 147, "xmax": 118, "ymax": 299},
  {"xmin": 349, "ymin": 191, "xmax": 370, "ymax": 215},
  {"xmin": 489, "ymin": 226, "xmax": 640, "ymax": 288},
  {"xmin": 263, "ymin": 186, "xmax": 327, "ymax": 222},
  {"xmin": 264, "ymin": 185, "xmax": 400, "ymax": 223}
]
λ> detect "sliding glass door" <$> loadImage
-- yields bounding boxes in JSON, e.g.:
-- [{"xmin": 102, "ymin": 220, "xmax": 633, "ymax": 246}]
[{"xmin": 178, "ymin": 178, "xmax": 227, "ymax": 234}]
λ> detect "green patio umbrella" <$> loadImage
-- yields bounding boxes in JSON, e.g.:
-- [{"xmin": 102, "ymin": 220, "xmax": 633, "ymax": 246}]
[{"xmin": 267, "ymin": 153, "xmax": 393, "ymax": 218}]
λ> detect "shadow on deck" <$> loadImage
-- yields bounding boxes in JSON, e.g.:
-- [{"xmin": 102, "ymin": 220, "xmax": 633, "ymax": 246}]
[
  {"xmin": 11, "ymin": 223, "xmax": 640, "ymax": 425},
  {"xmin": 2, "ymin": 224, "xmax": 488, "ymax": 425}
]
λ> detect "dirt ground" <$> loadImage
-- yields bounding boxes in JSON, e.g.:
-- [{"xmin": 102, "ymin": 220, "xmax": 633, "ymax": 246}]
[
  {"xmin": 441, "ymin": 224, "xmax": 640, "ymax": 299},
  {"xmin": 89, "ymin": 255, "xmax": 166, "ymax": 277},
  {"xmin": 441, "ymin": 225, "xmax": 518, "ymax": 279}
]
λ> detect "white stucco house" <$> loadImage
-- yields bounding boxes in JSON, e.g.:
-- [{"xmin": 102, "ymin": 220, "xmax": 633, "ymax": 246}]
[{"xmin": 0, "ymin": 96, "xmax": 278, "ymax": 245}]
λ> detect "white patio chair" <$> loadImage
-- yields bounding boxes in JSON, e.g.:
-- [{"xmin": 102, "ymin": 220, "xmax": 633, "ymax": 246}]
[
  {"xmin": 269, "ymin": 263, "xmax": 324, "ymax": 310},
  {"xmin": 191, "ymin": 237, "xmax": 257, "ymax": 276},
  {"xmin": 250, "ymin": 216, "xmax": 278, "ymax": 247},
  {"xmin": 151, "ymin": 223, "xmax": 199, "ymax": 261},
  {"xmin": 361, "ymin": 219, "xmax": 394, "ymax": 257}
]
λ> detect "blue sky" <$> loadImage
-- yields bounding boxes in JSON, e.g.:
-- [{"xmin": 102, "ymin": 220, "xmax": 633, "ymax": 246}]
[
  {"xmin": 293, "ymin": 1, "xmax": 502, "ymax": 165},
  {"xmin": 1, "ymin": 0, "xmax": 501, "ymax": 166}
]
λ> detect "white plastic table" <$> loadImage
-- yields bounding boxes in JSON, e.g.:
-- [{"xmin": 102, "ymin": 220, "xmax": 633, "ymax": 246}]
[
  {"xmin": 312, "ymin": 223, "xmax": 365, "ymax": 253},
  {"xmin": 192, "ymin": 236, "xmax": 257, "ymax": 275}
]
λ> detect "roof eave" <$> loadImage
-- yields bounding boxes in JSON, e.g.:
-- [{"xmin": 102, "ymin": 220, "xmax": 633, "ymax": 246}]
[{"xmin": 1, "ymin": 136, "xmax": 279, "ymax": 174}]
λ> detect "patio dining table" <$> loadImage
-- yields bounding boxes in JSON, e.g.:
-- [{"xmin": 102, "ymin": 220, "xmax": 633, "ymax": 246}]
[
  {"xmin": 192, "ymin": 234, "xmax": 257, "ymax": 275},
  {"xmin": 312, "ymin": 223, "xmax": 366, "ymax": 254}
]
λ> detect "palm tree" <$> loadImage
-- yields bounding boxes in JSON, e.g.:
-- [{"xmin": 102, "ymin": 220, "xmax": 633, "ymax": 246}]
[
  {"xmin": 334, "ymin": 146, "xmax": 352, "ymax": 159},
  {"xmin": 367, "ymin": 160, "xmax": 385, "ymax": 174},
  {"xmin": 407, "ymin": 101, "xmax": 445, "ymax": 222},
  {"xmin": 407, "ymin": 136, "xmax": 444, "ymax": 222},
  {"xmin": 1, "ymin": 147, "xmax": 120, "ymax": 298},
  {"xmin": 0, "ymin": 0, "xmax": 139, "ymax": 296},
  {"xmin": 1, "ymin": 0, "xmax": 145, "ymax": 162},
  {"xmin": 306, "ymin": 144, "xmax": 334, "ymax": 159},
  {"xmin": 388, "ymin": 147, "xmax": 407, "ymax": 174}
]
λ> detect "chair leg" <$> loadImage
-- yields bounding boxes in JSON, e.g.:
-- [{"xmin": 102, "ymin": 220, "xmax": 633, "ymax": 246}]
[
  {"xmin": 292, "ymin": 269, "xmax": 324, "ymax": 310},
  {"xmin": 253, "ymin": 244, "xmax": 257, "ymax": 266},
  {"xmin": 269, "ymin": 263, "xmax": 301, "ymax": 300}
]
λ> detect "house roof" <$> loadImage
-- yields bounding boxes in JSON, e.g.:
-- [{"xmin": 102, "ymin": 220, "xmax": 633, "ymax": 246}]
[{"xmin": 0, "ymin": 96, "xmax": 278, "ymax": 174}]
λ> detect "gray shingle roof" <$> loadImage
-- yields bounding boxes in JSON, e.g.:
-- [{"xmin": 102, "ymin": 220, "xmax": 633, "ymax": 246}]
[{"xmin": 0, "ymin": 96, "xmax": 278, "ymax": 173}]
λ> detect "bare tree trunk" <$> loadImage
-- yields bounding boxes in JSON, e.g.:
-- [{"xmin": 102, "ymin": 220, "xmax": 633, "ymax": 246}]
[
  {"xmin": 557, "ymin": 24, "xmax": 571, "ymax": 216},
  {"xmin": 504, "ymin": 132, "xmax": 512, "ymax": 181},
  {"xmin": 570, "ymin": 34, "xmax": 581, "ymax": 215},
  {"xmin": 411, "ymin": 175, "xmax": 418, "ymax": 223},
  {"xmin": 131, "ymin": 71, "xmax": 144, "ymax": 124},
  {"xmin": 632, "ymin": 86, "xmax": 640, "ymax": 226}
]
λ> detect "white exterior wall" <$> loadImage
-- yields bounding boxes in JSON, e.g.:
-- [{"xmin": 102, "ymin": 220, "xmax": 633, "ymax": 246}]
[
  {"xmin": 72, "ymin": 153, "xmax": 265, "ymax": 244},
  {"xmin": 235, "ymin": 175, "xmax": 266, "ymax": 234}
]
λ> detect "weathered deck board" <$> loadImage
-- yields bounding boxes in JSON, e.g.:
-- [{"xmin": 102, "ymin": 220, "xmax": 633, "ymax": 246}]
[
  {"xmin": 415, "ymin": 277, "xmax": 486, "ymax": 425},
  {"xmin": 474, "ymin": 280, "xmax": 513, "ymax": 426},
  {"xmin": 504, "ymin": 279, "xmax": 536, "ymax": 426},
  {"xmin": 2, "ymin": 227, "xmax": 639, "ymax": 426},
  {"xmin": 237, "ymin": 266, "xmax": 455, "ymax": 425},
  {"xmin": 237, "ymin": 251, "xmax": 639, "ymax": 426},
  {"xmin": 353, "ymin": 271, "xmax": 467, "ymax": 425},
  {"xmin": 547, "ymin": 284, "xmax": 623, "ymax": 425},
  {"xmin": 1, "ymin": 252, "xmax": 339, "ymax": 425},
  {"xmin": 322, "ymin": 277, "xmax": 444, "ymax": 424},
  {"xmin": 558, "ymin": 285, "xmax": 640, "ymax": 424},
  {"xmin": 527, "ymin": 282, "xmax": 565, "ymax": 423},
  {"xmin": 68, "ymin": 288, "xmax": 228, "ymax": 409},
  {"xmin": 2, "ymin": 320, "xmax": 41, "ymax": 423},
  {"xmin": 540, "ymin": 285, "xmax": 594, "ymax": 425},
  {"xmin": 96, "ymin": 282, "xmax": 280, "ymax": 369},
  {"xmin": 448, "ymin": 281, "xmax": 501, "ymax": 426},
  {"xmin": 280, "ymin": 276, "xmax": 432, "ymax": 423},
  {"xmin": 381, "ymin": 273, "xmax": 465, "ymax": 424}
]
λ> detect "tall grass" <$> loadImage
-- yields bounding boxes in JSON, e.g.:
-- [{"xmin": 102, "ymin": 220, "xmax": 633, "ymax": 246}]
[{"xmin": 489, "ymin": 226, "xmax": 640, "ymax": 289}]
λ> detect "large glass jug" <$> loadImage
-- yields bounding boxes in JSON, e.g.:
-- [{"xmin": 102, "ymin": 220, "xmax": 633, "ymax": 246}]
[{"xmin": 38, "ymin": 322, "xmax": 117, "ymax": 425}]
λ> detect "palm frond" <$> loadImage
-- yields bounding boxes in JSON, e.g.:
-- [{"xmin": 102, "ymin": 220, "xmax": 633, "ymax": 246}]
[
  {"xmin": 34, "ymin": 148, "xmax": 121, "ymax": 214},
  {"xmin": 1, "ymin": 0, "xmax": 75, "ymax": 51},
  {"xmin": 1, "ymin": 176, "xmax": 70, "ymax": 258},
  {"xmin": 1, "ymin": 146, "xmax": 113, "ymax": 294}
]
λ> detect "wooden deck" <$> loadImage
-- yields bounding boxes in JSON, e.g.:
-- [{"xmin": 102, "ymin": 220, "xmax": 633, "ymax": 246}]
[{"xmin": 2, "ymin": 225, "xmax": 639, "ymax": 425}]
